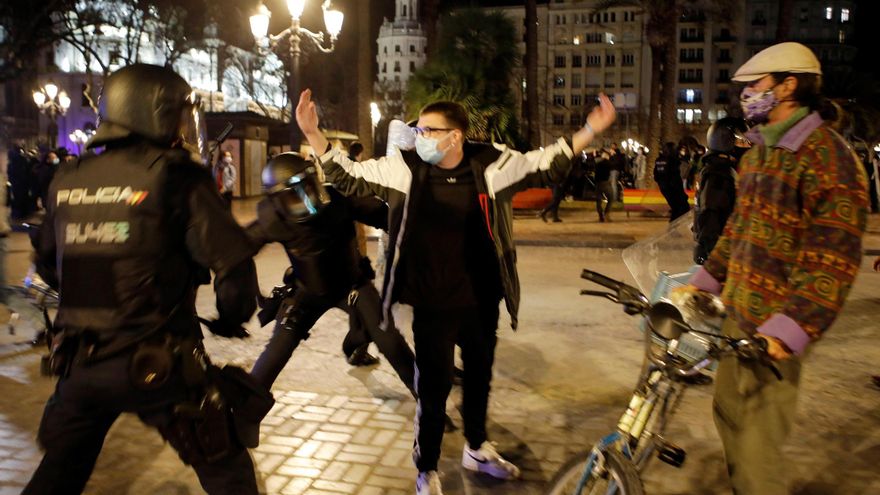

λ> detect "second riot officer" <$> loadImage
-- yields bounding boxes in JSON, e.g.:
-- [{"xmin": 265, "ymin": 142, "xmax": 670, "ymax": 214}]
[
  {"xmin": 247, "ymin": 152, "xmax": 417, "ymax": 396},
  {"xmin": 23, "ymin": 63, "xmax": 268, "ymax": 494}
]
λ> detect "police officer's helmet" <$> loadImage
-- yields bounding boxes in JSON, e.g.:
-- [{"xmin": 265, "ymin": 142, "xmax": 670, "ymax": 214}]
[
  {"xmin": 88, "ymin": 63, "xmax": 208, "ymax": 164},
  {"xmin": 262, "ymin": 152, "xmax": 331, "ymax": 222},
  {"xmin": 706, "ymin": 117, "xmax": 749, "ymax": 153}
]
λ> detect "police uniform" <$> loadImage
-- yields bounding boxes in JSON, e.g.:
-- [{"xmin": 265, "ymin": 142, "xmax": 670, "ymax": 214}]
[
  {"xmin": 247, "ymin": 153, "xmax": 416, "ymax": 395},
  {"xmin": 24, "ymin": 64, "xmax": 264, "ymax": 495}
]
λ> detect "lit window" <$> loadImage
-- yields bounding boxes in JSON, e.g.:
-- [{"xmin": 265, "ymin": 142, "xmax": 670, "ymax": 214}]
[
  {"xmin": 605, "ymin": 32, "xmax": 616, "ymax": 45},
  {"xmin": 573, "ymin": 36, "xmax": 580, "ymax": 45},
  {"xmin": 839, "ymin": 30, "xmax": 845, "ymax": 43},
  {"xmin": 677, "ymin": 109, "xmax": 686, "ymax": 123},
  {"xmin": 825, "ymin": 7, "xmax": 833, "ymax": 20},
  {"xmin": 685, "ymin": 109, "xmax": 694, "ymax": 124},
  {"xmin": 686, "ymin": 89, "xmax": 695, "ymax": 103},
  {"xmin": 841, "ymin": 8, "xmax": 850, "ymax": 22}
]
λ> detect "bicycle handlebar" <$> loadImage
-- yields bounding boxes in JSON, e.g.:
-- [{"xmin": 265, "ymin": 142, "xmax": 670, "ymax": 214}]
[
  {"xmin": 581, "ymin": 269, "xmax": 623, "ymax": 291},
  {"xmin": 580, "ymin": 269, "xmax": 649, "ymax": 312},
  {"xmin": 580, "ymin": 268, "xmax": 782, "ymax": 381}
]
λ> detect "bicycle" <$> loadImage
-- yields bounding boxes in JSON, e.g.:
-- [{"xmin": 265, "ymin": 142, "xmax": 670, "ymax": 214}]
[
  {"xmin": 3, "ymin": 222, "xmax": 59, "ymax": 344},
  {"xmin": 546, "ymin": 269, "xmax": 781, "ymax": 495}
]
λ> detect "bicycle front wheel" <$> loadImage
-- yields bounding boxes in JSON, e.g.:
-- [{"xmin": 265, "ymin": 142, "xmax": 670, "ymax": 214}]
[{"xmin": 546, "ymin": 449, "xmax": 644, "ymax": 495}]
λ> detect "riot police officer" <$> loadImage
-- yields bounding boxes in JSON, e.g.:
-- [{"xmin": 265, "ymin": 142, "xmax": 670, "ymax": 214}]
[
  {"xmin": 693, "ymin": 117, "xmax": 750, "ymax": 264},
  {"xmin": 247, "ymin": 152, "xmax": 417, "ymax": 396},
  {"xmin": 24, "ymin": 64, "xmax": 266, "ymax": 494}
]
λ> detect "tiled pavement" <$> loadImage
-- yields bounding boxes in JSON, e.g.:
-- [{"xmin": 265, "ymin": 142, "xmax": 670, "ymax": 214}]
[
  {"xmin": 0, "ymin": 352, "xmax": 604, "ymax": 495},
  {"xmin": 2, "ymin": 211, "xmax": 880, "ymax": 494}
]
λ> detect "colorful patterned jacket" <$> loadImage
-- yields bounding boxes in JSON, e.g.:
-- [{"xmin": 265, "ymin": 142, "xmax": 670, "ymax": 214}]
[{"xmin": 690, "ymin": 111, "xmax": 869, "ymax": 355}]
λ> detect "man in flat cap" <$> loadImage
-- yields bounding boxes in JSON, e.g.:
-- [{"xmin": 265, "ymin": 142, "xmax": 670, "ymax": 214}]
[{"xmin": 684, "ymin": 42, "xmax": 869, "ymax": 494}]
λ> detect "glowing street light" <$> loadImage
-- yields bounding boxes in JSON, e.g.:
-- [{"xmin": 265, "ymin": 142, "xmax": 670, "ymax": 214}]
[
  {"xmin": 250, "ymin": 0, "xmax": 345, "ymax": 150},
  {"xmin": 33, "ymin": 82, "xmax": 70, "ymax": 148}
]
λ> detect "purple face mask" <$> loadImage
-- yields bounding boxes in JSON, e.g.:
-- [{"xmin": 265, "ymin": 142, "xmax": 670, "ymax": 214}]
[{"xmin": 740, "ymin": 86, "xmax": 779, "ymax": 123}]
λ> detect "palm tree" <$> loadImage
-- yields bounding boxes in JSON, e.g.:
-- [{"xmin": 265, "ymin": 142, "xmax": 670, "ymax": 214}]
[
  {"xmin": 594, "ymin": 0, "xmax": 740, "ymax": 183},
  {"xmin": 407, "ymin": 8, "xmax": 522, "ymax": 146}
]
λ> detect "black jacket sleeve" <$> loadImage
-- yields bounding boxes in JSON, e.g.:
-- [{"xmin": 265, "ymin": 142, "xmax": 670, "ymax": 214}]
[
  {"xmin": 693, "ymin": 167, "xmax": 736, "ymax": 264},
  {"xmin": 348, "ymin": 195, "xmax": 388, "ymax": 231},
  {"xmin": 181, "ymin": 168, "xmax": 259, "ymax": 326}
]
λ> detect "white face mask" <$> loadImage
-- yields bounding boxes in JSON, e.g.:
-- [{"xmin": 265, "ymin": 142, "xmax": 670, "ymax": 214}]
[
  {"xmin": 415, "ymin": 132, "xmax": 453, "ymax": 165},
  {"xmin": 222, "ymin": 156, "xmax": 232, "ymax": 164}
]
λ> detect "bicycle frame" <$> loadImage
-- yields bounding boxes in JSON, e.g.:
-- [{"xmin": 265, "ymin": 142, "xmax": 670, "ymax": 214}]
[{"xmin": 575, "ymin": 432, "xmax": 629, "ymax": 493}]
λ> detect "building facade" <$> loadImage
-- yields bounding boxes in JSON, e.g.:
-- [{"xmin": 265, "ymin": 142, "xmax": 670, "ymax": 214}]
[
  {"xmin": 478, "ymin": 0, "xmax": 859, "ymax": 147},
  {"xmin": 375, "ymin": 0, "xmax": 427, "ymax": 119},
  {"xmin": 744, "ymin": 1, "xmax": 857, "ymax": 65}
]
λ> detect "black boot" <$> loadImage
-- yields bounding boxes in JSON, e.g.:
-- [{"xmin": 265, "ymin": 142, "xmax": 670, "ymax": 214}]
[{"xmin": 347, "ymin": 344, "xmax": 380, "ymax": 367}]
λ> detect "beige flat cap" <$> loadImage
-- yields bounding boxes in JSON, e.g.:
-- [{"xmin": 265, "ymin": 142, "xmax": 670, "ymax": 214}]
[{"xmin": 732, "ymin": 42, "xmax": 822, "ymax": 82}]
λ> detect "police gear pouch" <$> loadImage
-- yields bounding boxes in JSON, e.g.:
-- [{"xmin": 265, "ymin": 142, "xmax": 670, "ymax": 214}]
[{"xmin": 129, "ymin": 340, "xmax": 174, "ymax": 390}]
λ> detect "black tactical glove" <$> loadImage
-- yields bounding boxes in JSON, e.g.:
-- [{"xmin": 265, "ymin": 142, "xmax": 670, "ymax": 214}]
[{"xmin": 199, "ymin": 317, "xmax": 250, "ymax": 339}]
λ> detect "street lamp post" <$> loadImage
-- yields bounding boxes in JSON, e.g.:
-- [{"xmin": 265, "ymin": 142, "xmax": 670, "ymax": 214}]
[
  {"xmin": 250, "ymin": 0, "xmax": 344, "ymax": 153},
  {"xmin": 33, "ymin": 82, "xmax": 71, "ymax": 149}
]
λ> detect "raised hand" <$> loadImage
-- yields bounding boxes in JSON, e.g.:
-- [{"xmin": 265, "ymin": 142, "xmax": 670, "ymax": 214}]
[
  {"xmin": 587, "ymin": 93, "xmax": 617, "ymax": 135},
  {"xmin": 295, "ymin": 89, "xmax": 320, "ymax": 136}
]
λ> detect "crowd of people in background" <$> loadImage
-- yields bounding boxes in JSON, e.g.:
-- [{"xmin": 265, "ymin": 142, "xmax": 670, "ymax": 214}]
[{"xmin": 6, "ymin": 146, "xmax": 75, "ymax": 221}]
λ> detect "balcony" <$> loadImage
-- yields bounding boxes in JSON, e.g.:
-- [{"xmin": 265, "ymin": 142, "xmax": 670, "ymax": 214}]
[
  {"xmin": 679, "ymin": 76, "xmax": 704, "ymax": 84},
  {"xmin": 677, "ymin": 97, "xmax": 703, "ymax": 104},
  {"xmin": 680, "ymin": 35, "xmax": 705, "ymax": 43},
  {"xmin": 717, "ymin": 55, "xmax": 733, "ymax": 63},
  {"xmin": 713, "ymin": 34, "xmax": 737, "ymax": 43},
  {"xmin": 679, "ymin": 57, "xmax": 704, "ymax": 64}
]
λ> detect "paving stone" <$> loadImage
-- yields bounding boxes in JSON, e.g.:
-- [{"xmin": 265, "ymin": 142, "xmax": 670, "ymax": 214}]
[
  {"xmin": 349, "ymin": 427, "xmax": 376, "ymax": 444},
  {"xmin": 365, "ymin": 474, "xmax": 411, "ymax": 490},
  {"xmin": 313, "ymin": 442, "xmax": 343, "ymax": 460},
  {"xmin": 311, "ymin": 431, "xmax": 352, "ymax": 443},
  {"xmin": 310, "ymin": 479, "xmax": 358, "ymax": 494},
  {"xmin": 264, "ymin": 474, "xmax": 291, "ymax": 493},
  {"xmin": 281, "ymin": 478, "xmax": 313, "ymax": 495},
  {"xmin": 341, "ymin": 463, "xmax": 371, "ymax": 484},
  {"xmin": 318, "ymin": 460, "xmax": 349, "ymax": 481},
  {"xmin": 341, "ymin": 444, "xmax": 384, "ymax": 456}
]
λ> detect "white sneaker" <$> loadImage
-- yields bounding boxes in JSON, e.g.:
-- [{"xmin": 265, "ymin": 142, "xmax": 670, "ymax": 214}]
[
  {"xmin": 461, "ymin": 441, "xmax": 521, "ymax": 479},
  {"xmin": 416, "ymin": 470, "xmax": 443, "ymax": 495}
]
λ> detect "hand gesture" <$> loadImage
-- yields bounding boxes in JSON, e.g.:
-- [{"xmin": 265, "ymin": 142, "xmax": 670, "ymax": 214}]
[
  {"xmin": 755, "ymin": 333, "xmax": 793, "ymax": 361},
  {"xmin": 295, "ymin": 89, "xmax": 320, "ymax": 135},
  {"xmin": 586, "ymin": 93, "xmax": 617, "ymax": 135}
]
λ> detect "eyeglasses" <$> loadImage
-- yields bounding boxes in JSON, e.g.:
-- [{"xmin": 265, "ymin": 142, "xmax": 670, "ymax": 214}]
[{"xmin": 413, "ymin": 126, "xmax": 454, "ymax": 136}]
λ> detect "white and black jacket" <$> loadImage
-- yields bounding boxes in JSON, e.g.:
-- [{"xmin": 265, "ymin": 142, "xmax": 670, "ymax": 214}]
[{"xmin": 318, "ymin": 138, "xmax": 575, "ymax": 330}]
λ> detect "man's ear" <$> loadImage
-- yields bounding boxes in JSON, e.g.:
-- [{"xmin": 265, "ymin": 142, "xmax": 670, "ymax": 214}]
[{"xmin": 778, "ymin": 76, "xmax": 798, "ymax": 100}]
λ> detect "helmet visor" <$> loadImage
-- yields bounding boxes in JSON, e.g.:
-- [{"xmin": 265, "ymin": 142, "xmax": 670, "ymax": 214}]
[
  {"xmin": 179, "ymin": 92, "xmax": 209, "ymax": 165},
  {"xmin": 273, "ymin": 167, "xmax": 332, "ymax": 221}
]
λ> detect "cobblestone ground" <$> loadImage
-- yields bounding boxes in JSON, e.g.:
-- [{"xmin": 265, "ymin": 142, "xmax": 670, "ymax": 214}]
[{"xmin": 1, "ymin": 212, "xmax": 880, "ymax": 494}]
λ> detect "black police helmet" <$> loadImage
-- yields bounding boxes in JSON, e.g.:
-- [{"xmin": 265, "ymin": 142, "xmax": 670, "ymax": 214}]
[
  {"xmin": 706, "ymin": 117, "xmax": 749, "ymax": 153},
  {"xmin": 89, "ymin": 64, "xmax": 206, "ymax": 161},
  {"xmin": 262, "ymin": 152, "xmax": 331, "ymax": 222}
]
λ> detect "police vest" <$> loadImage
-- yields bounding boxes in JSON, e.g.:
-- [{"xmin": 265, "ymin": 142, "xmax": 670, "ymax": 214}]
[{"xmin": 50, "ymin": 144, "xmax": 199, "ymax": 335}]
